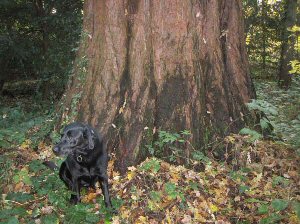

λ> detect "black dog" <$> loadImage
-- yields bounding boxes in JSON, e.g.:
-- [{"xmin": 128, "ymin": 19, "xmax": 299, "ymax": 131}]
[{"xmin": 53, "ymin": 122, "xmax": 112, "ymax": 207}]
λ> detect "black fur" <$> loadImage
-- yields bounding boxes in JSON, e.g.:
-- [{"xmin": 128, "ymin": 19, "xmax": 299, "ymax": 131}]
[{"xmin": 53, "ymin": 122, "xmax": 112, "ymax": 207}]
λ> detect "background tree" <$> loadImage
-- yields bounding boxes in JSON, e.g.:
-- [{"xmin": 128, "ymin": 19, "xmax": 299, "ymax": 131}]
[
  {"xmin": 61, "ymin": 0, "xmax": 256, "ymax": 172},
  {"xmin": 243, "ymin": 0, "xmax": 285, "ymax": 79},
  {"xmin": 0, "ymin": 0, "xmax": 83, "ymax": 97},
  {"xmin": 243, "ymin": 0, "xmax": 299, "ymax": 84},
  {"xmin": 278, "ymin": 0, "xmax": 298, "ymax": 89}
]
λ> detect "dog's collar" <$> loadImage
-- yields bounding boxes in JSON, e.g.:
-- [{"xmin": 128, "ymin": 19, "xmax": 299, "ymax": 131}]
[{"xmin": 76, "ymin": 155, "xmax": 83, "ymax": 163}]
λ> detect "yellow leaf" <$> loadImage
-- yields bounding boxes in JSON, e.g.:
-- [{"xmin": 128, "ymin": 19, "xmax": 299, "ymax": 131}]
[
  {"xmin": 226, "ymin": 136, "xmax": 235, "ymax": 143},
  {"xmin": 20, "ymin": 139, "xmax": 31, "ymax": 150},
  {"xmin": 127, "ymin": 171, "xmax": 135, "ymax": 180},
  {"xmin": 170, "ymin": 172, "xmax": 180, "ymax": 183},
  {"xmin": 82, "ymin": 192, "xmax": 97, "ymax": 203},
  {"xmin": 14, "ymin": 182, "xmax": 24, "ymax": 192},
  {"xmin": 194, "ymin": 211, "xmax": 207, "ymax": 222},
  {"xmin": 163, "ymin": 209, "xmax": 173, "ymax": 224},
  {"xmin": 210, "ymin": 204, "xmax": 219, "ymax": 212},
  {"xmin": 120, "ymin": 208, "xmax": 130, "ymax": 219},
  {"xmin": 131, "ymin": 194, "xmax": 138, "ymax": 200},
  {"xmin": 289, "ymin": 214, "xmax": 300, "ymax": 224},
  {"xmin": 137, "ymin": 216, "xmax": 148, "ymax": 224}
]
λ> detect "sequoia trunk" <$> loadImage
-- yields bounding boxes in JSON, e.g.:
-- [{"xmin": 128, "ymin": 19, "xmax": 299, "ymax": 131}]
[{"xmin": 61, "ymin": 0, "xmax": 255, "ymax": 173}]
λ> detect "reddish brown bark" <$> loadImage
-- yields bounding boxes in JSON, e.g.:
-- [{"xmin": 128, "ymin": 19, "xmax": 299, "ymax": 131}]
[{"xmin": 62, "ymin": 0, "xmax": 255, "ymax": 173}]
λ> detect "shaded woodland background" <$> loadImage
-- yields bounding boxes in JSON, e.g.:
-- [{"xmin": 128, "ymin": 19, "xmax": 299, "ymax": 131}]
[{"xmin": 0, "ymin": 0, "xmax": 299, "ymax": 223}]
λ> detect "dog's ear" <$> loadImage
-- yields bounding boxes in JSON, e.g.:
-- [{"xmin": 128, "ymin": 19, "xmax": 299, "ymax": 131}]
[{"xmin": 83, "ymin": 127, "xmax": 95, "ymax": 149}]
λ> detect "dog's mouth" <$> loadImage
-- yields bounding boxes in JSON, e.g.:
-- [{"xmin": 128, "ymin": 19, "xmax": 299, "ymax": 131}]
[
  {"xmin": 53, "ymin": 146, "xmax": 89, "ymax": 158},
  {"xmin": 53, "ymin": 146, "xmax": 73, "ymax": 157}
]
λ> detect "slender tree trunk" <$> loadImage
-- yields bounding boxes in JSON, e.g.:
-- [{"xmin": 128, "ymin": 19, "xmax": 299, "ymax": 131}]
[
  {"xmin": 278, "ymin": 0, "xmax": 298, "ymax": 89},
  {"xmin": 61, "ymin": 0, "xmax": 256, "ymax": 173},
  {"xmin": 34, "ymin": 0, "xmax": 49, "ymax": 54},
  {"xmin": 261, "ymin": 0, "xmax": 267, "ymax": 75}
]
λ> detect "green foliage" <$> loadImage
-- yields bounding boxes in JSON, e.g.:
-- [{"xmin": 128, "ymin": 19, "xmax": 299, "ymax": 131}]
[
  {"xmin": 149, "ymin": 191, "xmax": 162, "ymax": 202},
  {"xmin": 6, "ymin": 192, "xmax": 34, "ymax": 203},
  {"xmin": 0, "ymin": 208, "xmax": 27, "ymax": 224},
  {"xmin": 40, "ymin": 214, "xmax": 59, "ymax": 224},
  {"xmin": 164, "ymin": 182, "xmax": 179, "ymax": 199},
  {"xmin": 239, "ymin": 127, "xmax": 263, "ymax": 141},
  {"xmin": 293, "ymin": 201, "xmax": 300, "ymax": 219},
  {"xmin": 247, "ymin": 99, "xmax": 278, "ymax": 116},
  {"xmin": 243, "ymin": 0, "xmax": 285, "ymax": 79},
  {"xmin": 146, "ymin": 130, "xmax": 191, "ymax": 163},
  {"xmin": 63, "ymin": 204, "xmax": 99, "ymax": 224},
  {"xmin": 191, "ymin": 151, "xmax": 210, "ymax": 164},
  {"xmin": 239, "ymin": 185, "xmax": 250, "ymax": 194},
  {"xmin": 271, "ymin": 199, "xmax": 289, "ymax": 212},
  {"xmin": 255, "ymin": 80, "xmax": 300, "ymax": 147},
  {"xmin": 272, "ymin": 175, "xmax": 289, "ymax": 187},
  {"xmin": 140, "ymin": 158, "xmax": 161, "ymax": 173},
  {"xmin": 0, "ymin": 158, "xmax": 120, "ymax": 223},
  {"xmin": 260, "ymin": 213, "xmax": 283, "ymax": 224},
  {"xmin": 0, "ymin": 100, "xmax": 55, "ymax": 148},
  {"xmin": 13, "ymin": 169, "xmax": 32, "ymax": 186},
  {"xmin": 258, "ymin": 204, "xmax": 269, "ymax": 215},
  {"xmin": 0, "ymin": 0, "xmax": 83, "ymax": 98},
  {"xmin": 239, "ymin": 99, "xmax": 279, "ymax": 142}
]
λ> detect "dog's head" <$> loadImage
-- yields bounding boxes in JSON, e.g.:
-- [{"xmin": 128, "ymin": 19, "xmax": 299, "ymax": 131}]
[{"xmin": 53, "ymin": 123, "xmax": 96, "ymax": 157}]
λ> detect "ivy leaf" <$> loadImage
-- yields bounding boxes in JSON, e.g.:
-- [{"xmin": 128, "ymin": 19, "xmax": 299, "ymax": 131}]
[
  {"xmin": 239, "ymin": 185, "xmax": 250, "ymax": 194},
  {"xmin": 271, "ymin": 199, "xmax": 289, "ymax": 212},
  {"xmin": 239, "ymin": 128, "xmax": 262, "ymax": 141},
  {"xmin": 258, "ymin": 204, "xmax": 269, "ymax": 215},
  {"xmin": 260, "ymin": 117, "xmax": 270, "ymax": 130},
  {"xmin": 260, "ymin": 213, "xmax": 283, "ymax": 224},
  {"xmin": 164, "ymin": 182, "xmax": 178, "ymax": 199},
  {"xmin": 292, "ymin": 201, "xmax": 300, "ymax": 218},
  {"xmin": 41, "ymin": 214, "xmax": 59, "ymax": 224},
  {"xmin": 7, "ymin": 217, "xmax": 19, "ymax": 224}
]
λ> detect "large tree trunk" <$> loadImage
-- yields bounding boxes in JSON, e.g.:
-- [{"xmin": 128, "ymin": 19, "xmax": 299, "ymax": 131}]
[
  {"xmin": 278, "ymin": 0, "xmax": 298, "ymax": 89},
  {"xmin": 61, "ymin": 0, "xmax": 256, "ymax": 173}
]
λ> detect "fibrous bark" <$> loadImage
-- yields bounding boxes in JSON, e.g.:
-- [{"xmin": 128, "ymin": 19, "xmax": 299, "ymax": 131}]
[{"xmin": 62, "ymin": 0, "xmax": 255, "ymax": 173}]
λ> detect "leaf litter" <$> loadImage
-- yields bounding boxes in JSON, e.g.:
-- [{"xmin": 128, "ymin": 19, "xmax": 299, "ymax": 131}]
[
  {"xmin": 109, "ymin": 135, "xmax": 299, "ymax": 223},
  {"xmin": 1, "ymin": 135, "xmax": 299, "ymax": 223}
]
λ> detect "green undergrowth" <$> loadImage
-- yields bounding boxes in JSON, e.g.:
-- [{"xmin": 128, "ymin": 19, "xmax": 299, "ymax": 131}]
[
  {"xmin": 0, "ymin": 152, "xmax": 120, "ymax": 224},
  {"xmin": 0, "ymin": 95, "xmax": 56, "ymax": 149},
  {"xmin": 255, "ymin": 77, "xmax": 300, "ymax": 148}
]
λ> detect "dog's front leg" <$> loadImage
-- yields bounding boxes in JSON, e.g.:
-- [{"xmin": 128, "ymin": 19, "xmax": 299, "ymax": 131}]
[
  {"xmin": 70, "ymin": 178, "xmax": 81, "ymax": 204},
  {"xmin": 99, "ymin": 175, "xmax": 112, "ymax": 208}
]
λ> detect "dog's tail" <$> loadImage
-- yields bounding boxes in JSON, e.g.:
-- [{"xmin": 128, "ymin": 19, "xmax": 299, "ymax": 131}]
[{"xmin": 43, "ymin": 161, "xmax": 58, "ymax": 170}]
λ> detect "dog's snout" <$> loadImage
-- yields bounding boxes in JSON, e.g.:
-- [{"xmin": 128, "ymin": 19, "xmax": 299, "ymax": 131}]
[{"xmin": 53, "ymin": 146, "xmax": 60, "ymax": 154}]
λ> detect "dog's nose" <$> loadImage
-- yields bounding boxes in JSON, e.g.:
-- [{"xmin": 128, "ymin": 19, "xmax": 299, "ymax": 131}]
[{"xmin": 53, "ymin": 146, "xmax": 60, "ymax": 154}]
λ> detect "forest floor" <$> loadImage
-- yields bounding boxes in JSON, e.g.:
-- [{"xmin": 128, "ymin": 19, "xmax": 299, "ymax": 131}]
[{"xmin": 0, "ymin": 79, "xmax": 299, "ymax": 224}]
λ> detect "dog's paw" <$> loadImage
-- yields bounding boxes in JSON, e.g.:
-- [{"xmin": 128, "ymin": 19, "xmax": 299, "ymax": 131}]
[
  {"xmin": 69, "ymin": 194, "xmax": 80, "ymax": 204},
  {"xmin": 107, "ymin": 206, "xmax": 118, "ymax": 215}
]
